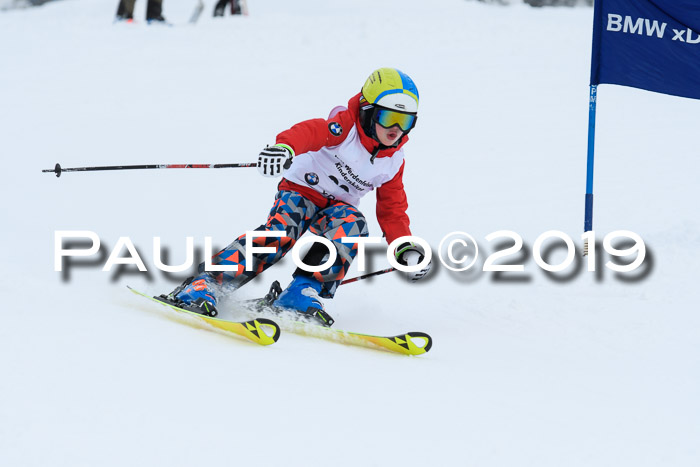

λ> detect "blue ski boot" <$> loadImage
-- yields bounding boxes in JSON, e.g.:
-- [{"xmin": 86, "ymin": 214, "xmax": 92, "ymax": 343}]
[
  {"xmin": 272, "ymin": 276, "xmax": 335, "ymax": 327},
  {"xmin": 169, "ymin": 275, "xmax": 218, "ymax": 317}
]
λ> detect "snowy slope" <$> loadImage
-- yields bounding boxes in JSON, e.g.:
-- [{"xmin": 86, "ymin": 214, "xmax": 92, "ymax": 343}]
[{"xmin": 2, "ymin": 0, "xmax": 699, "ymax": 465}]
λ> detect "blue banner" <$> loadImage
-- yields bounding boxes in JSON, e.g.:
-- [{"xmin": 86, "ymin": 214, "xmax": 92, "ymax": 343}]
[{"xmin": 591, "ymin": 0, "xmax": 700, "ymax": 100}]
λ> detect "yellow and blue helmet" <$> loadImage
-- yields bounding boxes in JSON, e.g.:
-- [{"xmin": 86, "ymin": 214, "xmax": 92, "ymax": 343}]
[
  {"xmin": 362, "ymin": 67, "xmax": 419, "ymax": 113},
  {"xmin": 359, "ymin": 68, "xmax": 419, "ymax": 142}
]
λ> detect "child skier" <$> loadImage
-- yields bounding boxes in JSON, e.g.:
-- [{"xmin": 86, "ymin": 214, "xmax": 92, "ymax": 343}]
[{"xmin": 166, "ymin": 67, "xmax": 432, "ymax": 324}]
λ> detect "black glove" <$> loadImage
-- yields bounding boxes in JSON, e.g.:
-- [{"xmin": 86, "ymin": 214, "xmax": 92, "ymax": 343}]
[
  {"xmin": 257, "ymin": 144, "xmax": 293, "ymax": 177},
  {"xmin": 395, "ymin": 242, "xmax": 432, "ymax": 282}
]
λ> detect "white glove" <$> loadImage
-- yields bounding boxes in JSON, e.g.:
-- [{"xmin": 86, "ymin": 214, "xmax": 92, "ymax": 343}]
[
  {"xmin": 395, "ymin": 243, "xmax": 432, "ymax": 282},
  {"xmin": 257, "ymin": 144, "xmax": 293, "ymax": 178}
]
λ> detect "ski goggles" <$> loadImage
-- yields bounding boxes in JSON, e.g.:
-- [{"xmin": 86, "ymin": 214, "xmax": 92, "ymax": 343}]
[{"xmin": 372, "ymin": 107, "xmax": 417, "ymax": 132}]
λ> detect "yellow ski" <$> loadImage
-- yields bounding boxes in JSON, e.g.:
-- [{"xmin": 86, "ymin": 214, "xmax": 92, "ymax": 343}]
[
  {"xmin": 283, "ymin": 320, "xmax": 432, "ymax": 356},
  {"xmin": 245, "ymin": 280, "xmax": 433, "ymax": 356},
  {"xmin": 127, "ymin": 287, "xmax": 280, "ymax": 346},
  {"xmin": 248, "ymin": 307, "xmax": 432, "ymax": 356}
]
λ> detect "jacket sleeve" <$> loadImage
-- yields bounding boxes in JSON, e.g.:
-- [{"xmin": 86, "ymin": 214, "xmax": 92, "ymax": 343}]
[
  {"xmin": 275, "ymin": 108, "xmax": 355, "ymax": 155},
  {"xmin": 376, "ymin": 160, "xmax": 412, "ymax": 245}
]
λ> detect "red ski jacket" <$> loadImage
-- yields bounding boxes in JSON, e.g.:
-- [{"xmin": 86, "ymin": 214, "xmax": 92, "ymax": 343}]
[{"xmin": 275, "ymin": 93, "xmax": 412, "ymax": 245}]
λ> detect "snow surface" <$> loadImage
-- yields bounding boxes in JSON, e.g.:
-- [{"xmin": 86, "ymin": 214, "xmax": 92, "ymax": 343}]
[{"xmin": 2, "ymin": 0, "xmax": 699, "ymax": 465}]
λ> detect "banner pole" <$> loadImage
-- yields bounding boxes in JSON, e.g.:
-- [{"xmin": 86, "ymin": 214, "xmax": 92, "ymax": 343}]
[{"xmin": 583, "ymin": 84, "xmax": 598, "ymax": 256}]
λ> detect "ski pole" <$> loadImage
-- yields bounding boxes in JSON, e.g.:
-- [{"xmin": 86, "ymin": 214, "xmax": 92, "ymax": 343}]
[
  {"xmin": 42, "ymin": 162, "xmax": 257, "ymax": 178},
  {"xmin": 340, "ymin": 267, "xmax": 396, "ymax": 286},
  {"xmin": 189, "ymin": 0, "xmax": 204, "ymax": 23}
]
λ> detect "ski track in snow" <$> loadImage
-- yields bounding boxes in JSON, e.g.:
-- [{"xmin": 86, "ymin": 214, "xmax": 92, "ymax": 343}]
[{"xmin": 1, "ymin": 0, "xmax": 699, "ymax": 465}]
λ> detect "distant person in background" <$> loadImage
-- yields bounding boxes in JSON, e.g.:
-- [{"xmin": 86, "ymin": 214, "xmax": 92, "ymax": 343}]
[
  {"xmin": 213, "ymin": 0, "xmax": 246, "ymax": 17},
  {"xmin": 115, "ymin": 0, "xmax": 168, "ymax": 24}
]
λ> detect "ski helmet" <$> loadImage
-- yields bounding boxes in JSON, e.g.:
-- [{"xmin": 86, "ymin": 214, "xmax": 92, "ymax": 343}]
[{"xmin": 359, "ymin": 68, "xmax": 419, "ymax": 142}]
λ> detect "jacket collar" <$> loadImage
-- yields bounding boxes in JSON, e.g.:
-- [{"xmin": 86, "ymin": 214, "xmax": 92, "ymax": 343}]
[{"xmin": 347, "ymin": 92, "xmax": 408, "ymax": 160}]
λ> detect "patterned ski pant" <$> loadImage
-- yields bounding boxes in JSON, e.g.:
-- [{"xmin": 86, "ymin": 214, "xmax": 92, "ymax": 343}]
[{"xmin": 207, "ymin": 190, "xmax": 369, "ymax": 298}]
